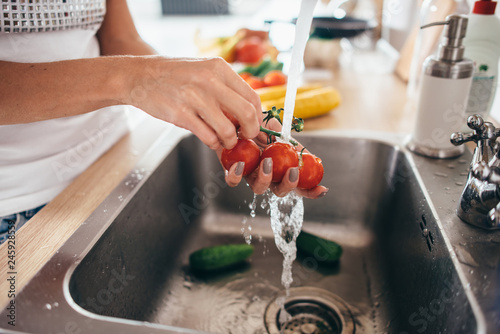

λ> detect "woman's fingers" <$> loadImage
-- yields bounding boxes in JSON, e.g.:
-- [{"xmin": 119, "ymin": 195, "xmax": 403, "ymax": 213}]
[
  {"xmin": 270, "ymin": 167, "xmax": 300, "ymax": 197},
  {"xmin": 202, "ymin": 58, "xmax": 262, "ymax": 142},
  {"xmin": 247, "ymin": 157, "xmax": 273, "ymax": 194},
  {"xmin": 222, "ymin": 158, "xmax": 329, "ymax": 199},
  {"xmin": 225, "ymin": 161, "xmax": 245, "ymax": 187},
  {"xmin": 175, "ymin": 112, "xmax": 222, "ymax": 151},
  {"xmin": 129, "ymin": 57, "xmax": 263, "ymax": 151},
  {"xmin": 295, "ymin": 186, "xmax": 329, "ymax": 199}
]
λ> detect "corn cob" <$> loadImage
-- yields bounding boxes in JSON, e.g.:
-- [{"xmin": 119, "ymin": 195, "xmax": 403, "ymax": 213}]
[
  {"xmin": 261, "ymin": 86, "xmax": 341, "ymax": 120},
  {"xmin": 256, "ymin": 83, "xmax": 323, "ymax": 102}
]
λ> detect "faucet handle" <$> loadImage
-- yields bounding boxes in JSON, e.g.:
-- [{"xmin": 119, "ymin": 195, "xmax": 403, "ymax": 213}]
[
  {"xmin": 488, "ymin": 202, "xmax": 500, "ymax": 228},
  {"xmin": 472, "ymin": 161, "xmax": 500, "ymax": 228},
  {"xmin": 450, "ymin": 132, "xmax": 476, "ymax": 146},
  {"xmin": 472, "ymin": 161, "xmax": 500, "ymax": 185},
  {"xmin": 467, "ymin": 114, "xmax": 485, "ymax": 132},
  {"xmin": 450, "ymin": 115, "xmax": 500, "ymax": 146}
]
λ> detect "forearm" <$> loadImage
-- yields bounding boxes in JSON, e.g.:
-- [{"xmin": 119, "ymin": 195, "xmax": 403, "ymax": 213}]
[{"xmin": 0, "ymin": 57, "xmax": 129, "ymax": 124}]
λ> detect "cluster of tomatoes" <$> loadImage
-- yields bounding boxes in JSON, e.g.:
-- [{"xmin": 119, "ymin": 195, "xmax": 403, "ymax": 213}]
[
  {"xmin": 239, "ymin": 70, "xmax": 287, "ymax": 90},
  {"xmin": 221, "ymin": 138, "xmax": 324, "ymax": 190},
  {"xmin": 234, "ymin": 36, "xmax": 268, "ymax": 64}
]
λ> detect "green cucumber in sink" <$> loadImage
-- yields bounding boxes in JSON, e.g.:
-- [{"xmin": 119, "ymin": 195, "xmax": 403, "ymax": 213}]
[
  {"xmin": 189, "ymin": 244, "xmax": 254, "ymax": 272},
  {"xmin": 296, "ymin": 230, "xmax": 342, "ymax": 263}
]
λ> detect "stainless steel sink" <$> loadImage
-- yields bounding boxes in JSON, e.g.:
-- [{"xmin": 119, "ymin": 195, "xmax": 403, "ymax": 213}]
[{"xmin": 2, "ymin": 130, "xmax": 498, "ymax": 334}]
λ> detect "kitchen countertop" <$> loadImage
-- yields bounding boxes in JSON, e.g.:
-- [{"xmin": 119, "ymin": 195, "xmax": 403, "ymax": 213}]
[{"xmin": 0, "ymin": 1, "xmax": 412, "ymax": 309}]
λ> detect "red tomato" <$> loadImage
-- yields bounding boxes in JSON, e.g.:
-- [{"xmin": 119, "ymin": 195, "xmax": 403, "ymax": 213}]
[
  {"xmin": 235, "ymin": 36, "xmax": 267, "ymax": 64},
  {"xmin": 245, "ymin": 76, "xmax": 265, "ymax": 89},
  {"xmin": 260, "ymin": 142, "xmax": 299, "ymax": 183},
  {"xmin": 221, "ymin": 139, "xmax": 261, "ymax": 176},
  {"xmin": 263, "ymin": 70, "xmax": 287, "ymax": 87},
  {"xmin": 239, "ymin": 72, "xmax": 252, "ymax": 81},
  {"xmin": 298, "ymin": 153, "xmax": 324, "ymax": 189}
]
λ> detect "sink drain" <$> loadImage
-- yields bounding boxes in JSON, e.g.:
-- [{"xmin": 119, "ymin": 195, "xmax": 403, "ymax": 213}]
[{"xmin": 264, "ymin": 287, "xmax": 355, "ymax": 334}]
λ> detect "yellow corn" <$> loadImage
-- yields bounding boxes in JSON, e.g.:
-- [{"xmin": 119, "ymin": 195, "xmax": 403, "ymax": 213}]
[
  {"xmin": 256, "ymin": 84, "xmax": 323, "ymax": 102},
  {"xmin": 261, "ymin": 86, "xmax": 341, "ymax": 120}
]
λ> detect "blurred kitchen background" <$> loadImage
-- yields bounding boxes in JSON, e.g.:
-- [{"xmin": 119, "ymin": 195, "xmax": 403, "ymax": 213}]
[{"xmin": 126, "ymin": 0, "xmax": 500, "ymax": 122}]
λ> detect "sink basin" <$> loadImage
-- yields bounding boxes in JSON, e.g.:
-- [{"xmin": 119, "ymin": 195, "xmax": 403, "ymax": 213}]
[{"xmin": 2, "ymin": 131, "xmax": 496, "ymax": 333}]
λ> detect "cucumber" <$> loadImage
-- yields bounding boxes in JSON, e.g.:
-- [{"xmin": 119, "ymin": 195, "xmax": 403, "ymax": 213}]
[
  {"xmin": 239, "ymin": 60, "xmax": 283, "ymax": 77},
  {"xmin": 189, "ymin": 244, "xmax": 254, "ymax": 272},
  {"xmin": 239, "ymin": 60, "xmax": 269, "ymax": 76},
  {"xmin": 296, "ymin": 231, "xmax": 342, "ymax": 263}
]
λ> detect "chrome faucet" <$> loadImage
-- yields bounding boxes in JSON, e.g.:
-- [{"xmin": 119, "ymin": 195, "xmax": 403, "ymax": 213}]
[{"xmin": 450, "ymin": 114, "xmax": 500, "ymax": 230}]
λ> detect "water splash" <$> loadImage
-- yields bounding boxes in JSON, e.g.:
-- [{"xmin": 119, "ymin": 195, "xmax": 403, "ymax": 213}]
[
  {"xmin": 269, "ymin": 192, "xmax": 304, "ymax": 291},
  {"xmin": 268, "ymin": 191, "xmax": 304, "ymax": 328},
  {"xmin": 248, "ymin": 193, "xmax": 257, "ymax": 218}
]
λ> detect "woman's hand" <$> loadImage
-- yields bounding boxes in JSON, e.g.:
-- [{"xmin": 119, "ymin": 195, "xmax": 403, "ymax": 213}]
[
  {"xmin": 124, "ymin": 56, "xmax": 262, "ymax": 151},
  {"xmin": 217, "ymin": 118, "xmax": 329, "ymax": 199}
]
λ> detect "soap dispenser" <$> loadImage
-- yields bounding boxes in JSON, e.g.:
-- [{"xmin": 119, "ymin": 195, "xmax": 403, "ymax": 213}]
[{"xmin": 408, "ymin": 14, "xmax": 474, "ymax": 158}]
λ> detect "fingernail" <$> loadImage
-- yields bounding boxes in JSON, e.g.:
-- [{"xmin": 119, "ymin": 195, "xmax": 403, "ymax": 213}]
[
  {"xmin": 289, "ymin": 167, "xmax": 299, "ymax": 183},
  {"xmin": 318, "ymin": 191, "xmax": 328, "ymax": 198},
  {"xmin": 263, "ymin": 158, "xmax": 272, "ymax": 175},
  {"xmin": 235, "ymin": 161, "xmax": 245, "ymax": 176}
]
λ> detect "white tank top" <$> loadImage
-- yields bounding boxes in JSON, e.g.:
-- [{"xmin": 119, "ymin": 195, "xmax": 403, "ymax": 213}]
[{"xmin": 0, "ymin": 1, "xmax": 129, "ymax": 216}]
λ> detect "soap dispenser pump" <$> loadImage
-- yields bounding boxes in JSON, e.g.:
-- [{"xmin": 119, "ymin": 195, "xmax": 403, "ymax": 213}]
[{"xmin": 408, "ymin": 14, "xmax": 474, "ymax": 158}]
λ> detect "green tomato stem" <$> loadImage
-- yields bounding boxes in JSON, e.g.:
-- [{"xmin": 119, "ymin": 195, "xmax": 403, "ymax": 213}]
[{"xmin": 259, "ymin": 126, "xmax": 298, "ymax": 146}]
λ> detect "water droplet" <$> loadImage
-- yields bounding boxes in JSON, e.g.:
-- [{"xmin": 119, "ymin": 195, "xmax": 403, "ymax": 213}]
[
  {"xmin": 458, "ymin": 159, "xmax": 467, "ymax": 164},
  {"xmin": 444, "ymin": 187, "xmax": 451, "ymax": 191},
  {"xmin": 447, "ymin": 164, "xmax": 456, "ymax": 169},
  {"xmin": 249, "ymin": 193, "xmax": 257, "ymax": 218},
  {"xmin": 53, "ymin": 302, "xmax": 59, "ymax": 308},
  {"xmin": 434, "ymin": 172, "xmax": 448, "ymax": 178},
  {"xmin": 260, "ymin": 197, "xmax": 268, "ymax": 209},
  {"xmin": 455, "ymin": 182, "xmax": 464, "ymax": 186},
  {"xmin": 44, "ymin": 303, "xmax": 52, "ymax": 310}
]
